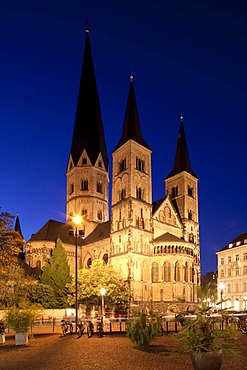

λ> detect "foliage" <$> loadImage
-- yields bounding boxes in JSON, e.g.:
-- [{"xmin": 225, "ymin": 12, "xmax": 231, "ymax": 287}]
[
  {"xmin": 28, "ymin": 283, "xmax": 57, "ymax": 308},
  {"xmin": 0, "ymin": 265, "xmax": 35, "ymax": 308},
  {"xmin": 5, "ymin": 306, "xmax": 38, "ymax": 332},
  {"xmin": 0, "ymin": 209, "xmax": 23, "ymax": 271},
  {"xmin": 197, "ymin": 282, "xmax": 217, "ymax": 306},
  {"xmin": 66, "ymin": 259, "xmax": 131, "ymax": 307},
  {"xmin": 127, "ymin": 305, "xmax": 160, "ymax": 346},
  {"xmin": 40, "ymin": 237, "xmax": 71, "ymax": 307},
  {"xmin": 175, "ymin": 304, "xmax": 239, "ymax": 356}
]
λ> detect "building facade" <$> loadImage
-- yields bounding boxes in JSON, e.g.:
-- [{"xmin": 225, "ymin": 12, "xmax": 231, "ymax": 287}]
[
  {"xmin": 26, "ymin": 29, "xmax": 201, "ymax": 311},
  {"xmin": 216, "ymin": 233, "xmax": 247, "ymax": 311}
]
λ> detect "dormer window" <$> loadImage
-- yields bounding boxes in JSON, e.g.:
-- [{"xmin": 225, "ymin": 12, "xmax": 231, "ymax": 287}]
[
  {"xmin": 82, "ymin": 157, "xmax": 87, "ymax": 165},
  {"xmin": 98, "ymin": 160, "xmax": 102, "ymax": 168}
]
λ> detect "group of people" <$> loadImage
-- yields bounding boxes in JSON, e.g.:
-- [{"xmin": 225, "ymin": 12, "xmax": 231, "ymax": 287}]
[{"xmin": 60, "ymin": 318, "xmax": 104, "ymax": 338}]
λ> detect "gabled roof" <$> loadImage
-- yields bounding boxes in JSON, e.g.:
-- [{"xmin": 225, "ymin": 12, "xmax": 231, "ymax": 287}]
[
  {"xmin": 152, "ymin": 197, "xmax": 166, "ymax": 214},
  {"xmin": 69, "ymin": 29, "xmax": 108, "ymax": 169},
  {"xmin": 166, "ymin": 116, "xmax": 197, "ymax": 179},
  {"xmin": 219, "ymin": 233, "xmax": 247, "ymax": 252},
  {"xmin": 114, "ymin": 77, "xmax": 150, "ymax": 151},
  {"xmin": 28, "ymin": 219, "xmax": 84, "ymax": 247},
  {"xmin": 153, "ymin": 232, "xmax": 186, "ymax": 243}
]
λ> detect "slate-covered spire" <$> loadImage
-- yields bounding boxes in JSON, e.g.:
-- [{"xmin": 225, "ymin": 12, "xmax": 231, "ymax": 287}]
[
  {"xmin": 69, "ymin": 28, "xmax": 108, "ymax": 169},
  {"xmin": 14, "ymin": 214, "xmax": 24, "ymax": 239},
  {"xmin": 114, "ymin": 75, "xmax": 150, "ymax": 151},
  {"xmin": 166, "ymin": 115, "xmax": 197, "ymax": 178}
]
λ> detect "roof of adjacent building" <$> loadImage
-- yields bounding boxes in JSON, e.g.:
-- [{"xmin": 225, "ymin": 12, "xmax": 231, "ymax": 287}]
[
  {"xmin": 218, "ymin": 233, "xmax": 247, "ymax": 252},
  {"xmin": 69, "ymin": 28, "xmax": 108, "ymax": 169},
  {"xmin": 153, "ymin": 232, "xmax": 186, "ymax": 243},
  {"xmin": 114, "ymin": 77, "xmax": 151, "ymax": 151},
  {"xmin": 166, "ymin": 116, "xmax": 197, "ymax": 179}
]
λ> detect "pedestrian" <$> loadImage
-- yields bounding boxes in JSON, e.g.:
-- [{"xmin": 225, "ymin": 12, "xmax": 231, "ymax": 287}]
[
  {"xmin": 77, "ymin": 321, "xmax": 84, "ymax": 338},
  {"xmin": 87, "ymin": 320, "xmax": 94, "ymax": 338}
]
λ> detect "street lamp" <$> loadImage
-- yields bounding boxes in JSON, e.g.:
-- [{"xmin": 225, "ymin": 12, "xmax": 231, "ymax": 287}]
[
  {"xmin": 100, "ymin": 287, "xmax": 106, "ymax": 322},
  {"xmin": 72, "ymin": 215, "xmax": 83, "ymax": 333},
  {"xmin": 219, "ymin": 282, "xmax": 225, "ymax": 310}
]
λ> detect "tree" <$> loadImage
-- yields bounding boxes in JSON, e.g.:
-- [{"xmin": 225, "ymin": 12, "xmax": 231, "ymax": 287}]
[
  {"xmin": 40, "ymin": 237, "xmax": 71, "ymax": 307},
  {"xmin": 66, "ymin": 259, "xmax": 131, "ymax": 308},
  {"xmin": 28, "ymin": 283, "xmax": 57, "ymax": 308},
  {"xmin": 0, "ymin": 209, "xmax": 23, "ymax": 271}
]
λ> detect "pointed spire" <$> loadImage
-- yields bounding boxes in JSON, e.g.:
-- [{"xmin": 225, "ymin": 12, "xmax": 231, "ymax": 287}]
[
  {"xmin": 114, "ymin": 74, "xmax": 150, "ymax": 151},
  {"xmin": 166, "ymin": 116, "xmax": 197, "ymax": 179},
  {"xmin": 69, "ymin": 28, "xmax": 108, "ymax": 169},
  {"xmin": 14, "ymin": 214, "xmax": 24, "ymax": 239}
]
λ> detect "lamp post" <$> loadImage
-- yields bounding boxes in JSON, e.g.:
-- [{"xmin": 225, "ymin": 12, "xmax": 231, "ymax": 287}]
[
  {"xmin": 72, "ymin": 215, "xmax": 82, "ymax": 333},
  {"xmin": 219, "ymin": 282, "xmax": 225, "ymax": 310},
  {"xmin": 100, "ymin": 287, "xmax": 106, "ymax": 322}
]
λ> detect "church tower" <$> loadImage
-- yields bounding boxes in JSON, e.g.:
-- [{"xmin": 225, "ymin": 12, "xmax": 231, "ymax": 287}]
[
  {"xmin": 66, "ymin": 29, "xmax": 109, "ymax": 236},
  {"xmin": 111, "ymin": 76, "xmax": 153, "ymax": 302},
  {"xmin": 165, "ymin": 115, "xmax": 200, "ymax": 274}
]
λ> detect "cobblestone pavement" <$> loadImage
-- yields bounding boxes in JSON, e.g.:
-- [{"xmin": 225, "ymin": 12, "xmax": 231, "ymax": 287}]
[{"xmin": 0, "ymin": 332, "xmax": 247, "ymax": 370}]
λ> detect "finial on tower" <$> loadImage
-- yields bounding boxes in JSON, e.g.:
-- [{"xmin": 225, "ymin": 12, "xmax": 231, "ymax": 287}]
[
  {"xmin": 85, "ymin": 18, "xmax": 90, "ymax": 33},
  {"xmin": 180, "ymin": 112, "xmax": 184, "ymax": 123},
  {"xmin": 130, "ymin": 69, "xmax": 134, "ymax": 82}
]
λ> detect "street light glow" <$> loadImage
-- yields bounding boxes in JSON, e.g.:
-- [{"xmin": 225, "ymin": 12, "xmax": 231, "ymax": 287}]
[
  {"xmin": 72, "ymin": 215, "xmax": 82, "ymax": 225},
  {"xmin": 100, "ymin": 287, "xmax": 106, "ymax": 296}
]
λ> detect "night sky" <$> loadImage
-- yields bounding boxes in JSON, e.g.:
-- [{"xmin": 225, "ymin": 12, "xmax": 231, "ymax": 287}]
[{"xmin": 1, "ymin": 1, "xmax": 247, "ymax": 275}]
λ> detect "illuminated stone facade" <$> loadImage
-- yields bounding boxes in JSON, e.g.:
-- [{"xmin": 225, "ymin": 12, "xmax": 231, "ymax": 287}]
[{"xmin": 27, "ymin": 29, "xmax": 200, "ymax": 310}]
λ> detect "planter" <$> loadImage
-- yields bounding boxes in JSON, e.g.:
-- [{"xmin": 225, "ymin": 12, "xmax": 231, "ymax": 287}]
[
  {"xmin": 0, "ymin": 333, "xmax": 5, "ymax": 344},
  {"xmin": 191, "ymin": 350, "xmax": 222, "ymax": 370},
  {"xmin": 15, "ymin": 332, "xmax": 28, "ymax": 346}
]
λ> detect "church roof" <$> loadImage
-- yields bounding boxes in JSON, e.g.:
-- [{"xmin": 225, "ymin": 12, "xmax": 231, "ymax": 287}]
[
  {"xmin": 219, "ymin": 233, "xmax": 247, "ymax": 252},
  {"xmin": 114, "ymin": 77, "xmax": 151, "ymax": 151},
  {"xmin": 152, "ymin": 197, "xmax": 167, "ymax": 214},
  {"xmin": 153, "ymin": 232, "xmax": 187, "ymax": 243},
  {"xmin": 82, "ymin": 221, "xmax": 110, "ymax": 245},
  {"xmin": 28, "ymin": 219, "xmax": 84, "ymax": 247},
  {"xmin": 166, "ymin": 116, "xmax": 197, "ymax": 179},
  {"xmin": 69, "ymin": 28, "xmax": 108, "ymax": 169}
]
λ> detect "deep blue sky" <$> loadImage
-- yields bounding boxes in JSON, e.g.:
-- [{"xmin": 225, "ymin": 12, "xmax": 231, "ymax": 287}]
[{"xmin": 1, "ymin": 1, "xmax": 247, "ymax": 275}]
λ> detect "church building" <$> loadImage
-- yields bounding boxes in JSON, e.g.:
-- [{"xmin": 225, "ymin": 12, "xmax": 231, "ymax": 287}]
[{"xmin": 26, "ymin": 28, "xmax": 201, "ymax": 311}]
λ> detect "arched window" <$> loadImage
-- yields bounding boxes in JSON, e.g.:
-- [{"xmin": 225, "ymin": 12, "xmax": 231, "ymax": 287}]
[
  {"xmin": 174, "ymin": 262, "xmax": 181, "ymax": 282},
  {"xmin": 152, "ymin": 262, "xmax": 159, "ymax": 282},
  {"xmin": 36, "ymin": 260, "xmax": 41, "ymax": 269},
  {"xmin": 184, "ymin": 262, "xmax": 188, "ymax": 282},
  {"xmin": 164, "ymin": 261, "xmax": 171, "ymax": 282},
  {"xmin": 97, "ymin": 210, "xmax": 102, "ymax": 220},
  {"xmin": 102, "ymin": 253, "xmax": 108, "ymax": 265},
  {"xmin": 87, "ymin": 258, "xmax": 92, "ymax": 268}
]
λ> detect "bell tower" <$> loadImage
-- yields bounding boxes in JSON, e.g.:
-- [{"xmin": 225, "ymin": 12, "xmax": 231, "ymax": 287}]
[
  {"xmin": 111, "ymin": 76, "xmax": 153, "ymax": 302},
  {"xmin": 66, "ymin": 28, "xmax": 109, "ymax": 236}
]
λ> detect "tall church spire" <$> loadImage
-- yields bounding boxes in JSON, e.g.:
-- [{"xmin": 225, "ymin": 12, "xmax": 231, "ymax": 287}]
[
  {"xmin": 166, "ymin": 115, "xmax": 197, "ymax": 179},
  {"xmin": 14, "ymin": 214, "xmax": 24, "ymax": 239},
  {"xmin": 114, "ymin": 75, "xmax": 150, "ymax": 151},
  {"xmin": 69, "ymin": 28, "xmax": 108, "ymax": 170}
]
